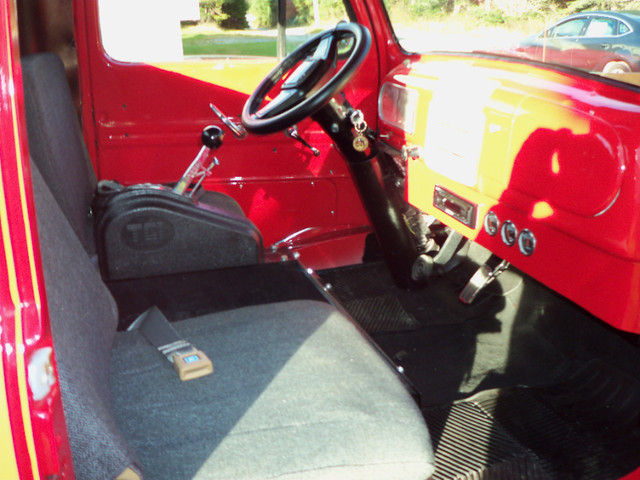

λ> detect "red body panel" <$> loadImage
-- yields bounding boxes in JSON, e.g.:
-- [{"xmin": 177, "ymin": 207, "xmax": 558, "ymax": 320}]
[
  {"xmin": 0, "ymin": 0, "xmax": 73, "ymax": 478},
  {"xmin": 73, "ymin": 0, "xmax": 383, "ymax": 263},
  {"xmin": 380, "ymin": 54, "xmax": 640, "ymax": 332}
]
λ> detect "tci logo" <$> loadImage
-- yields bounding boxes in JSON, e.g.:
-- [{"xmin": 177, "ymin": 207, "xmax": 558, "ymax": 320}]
[{"xmin": 121, "ymin": 216, "xmax": 174, "ymax": 250}]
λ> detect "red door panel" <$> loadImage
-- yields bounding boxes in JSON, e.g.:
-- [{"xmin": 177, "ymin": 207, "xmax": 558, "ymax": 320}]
[{"xmin": 73, "ymin": 0, "xmax": 380, "ymax": 263}]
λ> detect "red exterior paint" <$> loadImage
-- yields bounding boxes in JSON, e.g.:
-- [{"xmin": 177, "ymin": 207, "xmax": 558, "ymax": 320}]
[
  {"xmin": 384, "ymin": 54, "xmax": 640, "ymax": 332},
  {"xmin": 622, "ymin": 467, "xmax": 640, "ymax": 480},
  {"xmin": 0, "ymin": 0, "xmax": 73, "ymax": 478}
]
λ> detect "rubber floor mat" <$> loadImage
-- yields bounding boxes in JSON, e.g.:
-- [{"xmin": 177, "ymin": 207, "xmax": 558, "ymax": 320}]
[
  {"xmin": 341, "ymin": 293, "xmax": 420, "ymax": 333},
  {"xmin": 423, "ymin": 360, "xmax": 640, "ymax": 479},
  {"xmin": 319, "ymin": 261, "xmax": 508, "ymax": 332},
  {"xmin": 320, "ymin": 262, "xmax": 421, "ymax": 332}
]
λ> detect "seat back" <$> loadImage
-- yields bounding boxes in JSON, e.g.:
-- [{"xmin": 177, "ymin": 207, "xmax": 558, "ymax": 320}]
[
  {"xmin": 22, "ymin": 53, "xmax": 97, "ymax": 253},
  {"xmin": 31, "ymin": 162, "xmax": 141, "ymax": 479}
]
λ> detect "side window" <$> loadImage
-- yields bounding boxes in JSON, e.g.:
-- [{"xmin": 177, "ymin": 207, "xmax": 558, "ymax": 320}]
[
  {"xmin": 98, "ymin": 0, "xmax": 349, "ymax": 63},
  {"xmin": 584, "ymin": 17, "xmax": 617, "ymax": 37},
  {"xmin": 553, "ymin": 18, "xmax": 588, "ymax": 38},
  {"xmin": 98, "ymin": 0, "xmax": 188, "ymax": 62},
  {"xmin": 620, "ymin": 22, "xmax": 630, "ymax": 35}
]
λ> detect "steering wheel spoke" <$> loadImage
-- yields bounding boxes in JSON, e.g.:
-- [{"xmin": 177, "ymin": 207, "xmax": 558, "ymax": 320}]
[
  {"xmin": 256, "ymin": 89, "xmax": 306, "ymax": 119},
  {"xmin": 313, "ymin": 35, "xmax": 336, "ymax": 61},
  {"xmin": 282, "ymin": 59, "xmax": 329, "ymax": 90},
  {"xmin": 242, "ymin": 23, "xmax": 371, "ymax": 134},
  {"xmin": 282, "ymin": 36, "xmax": 336, "ymax": 90}
]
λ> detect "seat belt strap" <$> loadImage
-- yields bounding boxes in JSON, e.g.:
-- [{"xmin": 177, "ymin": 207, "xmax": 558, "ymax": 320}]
[{"xmin": 128, "ymin": 306, "xmax": 213, "ymax": 381}]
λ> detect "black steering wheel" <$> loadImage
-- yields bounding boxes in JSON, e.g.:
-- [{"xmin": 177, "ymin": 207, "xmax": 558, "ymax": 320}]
[{"xmin": 242, "ymin": 23, "xmax": 371, "ymax": 135}]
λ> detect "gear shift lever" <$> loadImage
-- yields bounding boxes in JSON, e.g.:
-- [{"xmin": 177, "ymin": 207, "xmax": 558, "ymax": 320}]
[
  {"xmin": 201, "ymin": 124, "xmax": 225, "ymax": 149},
  {"xmin": 173, "ymin": 126, "xmax": 225, "ymax": 197}
]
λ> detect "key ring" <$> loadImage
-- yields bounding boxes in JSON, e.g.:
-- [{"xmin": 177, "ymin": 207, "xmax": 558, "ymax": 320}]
[
  {"xmin": 349, "ymin": 109, "xmax": 370, "ymax": 152},
  {"xmin": 350, "ymin": 110, "xmax": 367, "ymax": 132}
]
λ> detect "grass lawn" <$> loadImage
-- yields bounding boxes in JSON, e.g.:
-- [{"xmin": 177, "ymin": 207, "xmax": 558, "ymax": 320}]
[{"xmin": 181, "ymin": 24, "xmax": 324, "ymax": 57}]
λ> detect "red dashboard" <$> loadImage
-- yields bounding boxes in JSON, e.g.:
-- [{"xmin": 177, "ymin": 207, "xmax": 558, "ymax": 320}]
[{"xmin": 379, "ymin": 54, "xmax": 640, "ymax": 332}]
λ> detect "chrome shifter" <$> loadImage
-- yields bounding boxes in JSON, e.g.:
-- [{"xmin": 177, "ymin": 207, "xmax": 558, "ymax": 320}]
[{"xmin": 173, "ymin": 126, "xmax": 224, "ymax": 197}]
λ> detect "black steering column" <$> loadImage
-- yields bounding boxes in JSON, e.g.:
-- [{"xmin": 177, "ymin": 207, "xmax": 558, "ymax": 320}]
[{"xmin": 312, "ymin": 99, "xmax": 431, "ymax": 286}]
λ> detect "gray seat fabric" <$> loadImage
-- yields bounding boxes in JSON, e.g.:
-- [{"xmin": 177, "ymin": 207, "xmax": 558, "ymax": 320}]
[
  {"xmin": 112, "ymin": 301, "xmax": 433, "ymax": 480},
  {"xmin": 31, "ymin": 162, "xmax": 435, "ymax": 479},
  {"xmin": 22, "ymin": 53, "xmax": 97, "ymax": 253},
  {"xmin": 32, "ymin": 164, "xmax": 142, "ymax": 480}
]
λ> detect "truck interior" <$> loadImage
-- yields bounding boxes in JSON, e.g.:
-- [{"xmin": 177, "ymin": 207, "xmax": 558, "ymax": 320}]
[{"xmin": 7, "ymin": 0, "xmax": 640, "ymax": 479}]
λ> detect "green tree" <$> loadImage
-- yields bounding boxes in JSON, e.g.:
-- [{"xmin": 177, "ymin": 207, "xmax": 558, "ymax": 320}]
[
  {"xmin": 318, "ymin": 0, "xmax": 346, "ymax": 22},
  {"xmin": 219, "ymin": 0, "xmax": 249, "ymax": 28},
  {"xmin": 291, "ymin": 0, "xmax": 312, "ymax": 25},
  {"xmin": 200, "ymin": 0, "xmax": 249, "ymax": 29},
  {"xmin": 248, "ymin": 0, "xmax": 277, "ymax": 27}
]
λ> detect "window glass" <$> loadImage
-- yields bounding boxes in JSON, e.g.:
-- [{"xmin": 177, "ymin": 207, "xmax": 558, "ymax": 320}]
[
  {"xmin": 182, "ymin": 0, "xmax": 348, "ymax": 58},
  {"xmin": 99, "ymin": 0, "xmax": 348, "ymax": 62},
  {"xmin": 584, "ymin": 17, "xmax": 617, "ymax": 37},
  {"xmin": 553, "ymin": 18, "xmax": 587, "ymax": 37},
  {"xmin": 98, "ymin": 0, "xmax": 186, "ymax": 62},
  {"xmin": 382, "ymin": 0, "xmax": 640, "ymax": 86}
]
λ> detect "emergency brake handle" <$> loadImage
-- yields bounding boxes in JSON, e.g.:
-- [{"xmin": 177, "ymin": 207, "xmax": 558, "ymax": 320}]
[
  {"xmin": 173, "ymin": 125, "xmax": 224, "ymax": 197},
  {"xmin": 210, "ymin": 103, "xmax": 247, "ymax": 139}
]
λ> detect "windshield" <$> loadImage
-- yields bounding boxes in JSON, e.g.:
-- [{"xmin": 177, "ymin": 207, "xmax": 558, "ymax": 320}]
[{"xmin": 383, "ymin": 0, "xmax": 640, "ymax": 86}]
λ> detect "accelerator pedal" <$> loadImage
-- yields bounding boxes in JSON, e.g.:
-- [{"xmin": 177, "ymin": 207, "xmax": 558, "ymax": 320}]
[{"xmin": 459, "ymin": 259, "xmax": 509, "ymax": 304}]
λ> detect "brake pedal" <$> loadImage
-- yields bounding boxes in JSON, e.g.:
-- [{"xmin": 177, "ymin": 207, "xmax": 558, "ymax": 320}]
[{"xmin": 459, "ymin": 259, "xmax": 509, "ymax": 304}]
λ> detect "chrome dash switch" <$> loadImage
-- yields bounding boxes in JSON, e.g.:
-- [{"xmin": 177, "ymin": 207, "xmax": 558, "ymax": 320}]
[
  {"xmin": 483, "ymin": 211, "xmax": 499, "ymax": 236},
  {"xmin": 501, "ymin": 220, "xmax": 518, "ymax": 247},
  {"xmin": 518, "ymin": 229, "xmax": 536, "ymax": 256}
]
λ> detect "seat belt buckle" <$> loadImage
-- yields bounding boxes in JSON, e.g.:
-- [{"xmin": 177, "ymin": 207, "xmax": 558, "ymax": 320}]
[
  {"xmin": 129, "ymin": 306, "xmax": 214, "ymax": 382},
  {"xmin": 172, "ymin": 348, "xmax": 214, "ymax": 381}
]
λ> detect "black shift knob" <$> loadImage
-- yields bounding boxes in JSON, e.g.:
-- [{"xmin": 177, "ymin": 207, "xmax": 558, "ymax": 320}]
[{"xmin": 201, "ymin": 125, "xmax": 224, "ymax": 150}]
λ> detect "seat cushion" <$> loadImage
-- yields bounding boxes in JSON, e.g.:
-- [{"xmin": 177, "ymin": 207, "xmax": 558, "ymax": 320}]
[
  {"xmin": 31, "ymin": 140, "xmax": 433, "ymax": 480},
  {"xmin": 111, "ymin": 300, "xmax": 435, "ymax": 480}
]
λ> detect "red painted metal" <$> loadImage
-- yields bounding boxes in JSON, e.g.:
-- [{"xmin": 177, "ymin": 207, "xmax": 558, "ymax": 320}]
[
  {"xmin": 621, "ymin": 467, "xmax": 640, "ymax": 480},
  {"xmin": 357, "ymin": 0, "xmax": 415, "ymax": 80},
  {"xmin": 385, "ymin": 54, "xmax": 640, "ymax": 332},
  {"xmin": 72, "ymin": 0, "xmax": 385, "ymax": 267},
  {"xmin": 0, "ymin": 0, "xmax": 73, "ymax": 477}
]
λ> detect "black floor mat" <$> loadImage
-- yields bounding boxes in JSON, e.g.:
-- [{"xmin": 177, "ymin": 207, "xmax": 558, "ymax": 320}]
[
  {"xmin": 424, "ymin": 360, "xmax": 640, "ymax": 480},
  {"xmin": 320, "ymin": 257, "xmax": 640, "ymax": 479},
  {"xmin": 340, "ymin": 293, "xmax": 420, "ymax": 333},
  {"xmin": 320, "ymin": 262, "xmax": 421, "ymax": 332},
  {"xmin": 319, "ymin": 261, "xmax": 509, "ymax": 332}
]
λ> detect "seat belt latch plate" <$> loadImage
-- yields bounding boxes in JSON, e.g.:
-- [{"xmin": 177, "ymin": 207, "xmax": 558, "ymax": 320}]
[
  {"xmin": 129, "ymin": 306, "xmax": 214, "ymax": 382},
  {"xmin": 172, "ymin": 349, "xmax": 213, "ymax": 381}
]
